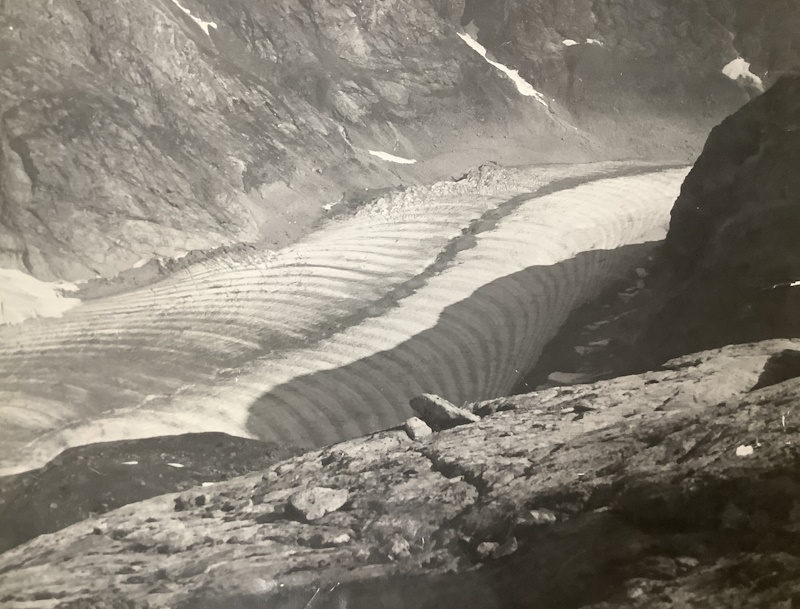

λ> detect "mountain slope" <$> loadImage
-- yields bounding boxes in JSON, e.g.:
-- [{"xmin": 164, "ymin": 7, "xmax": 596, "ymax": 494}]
[
  {"xmin": 0, "ymin": 0, "xmax": 774, "ymax": 283},
  {"xmin": 0, "ymin": 0, "xmax": 568, "ymax": 281}
]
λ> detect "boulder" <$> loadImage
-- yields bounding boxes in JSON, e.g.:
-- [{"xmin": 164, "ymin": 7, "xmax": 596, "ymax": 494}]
[
  {"xmin": 404, "ymin": 417, "xmax": 434, "ymax": 440},
  {"xmin": 409, "ymin": 394, "xmax": 480, "ymax": 430}
]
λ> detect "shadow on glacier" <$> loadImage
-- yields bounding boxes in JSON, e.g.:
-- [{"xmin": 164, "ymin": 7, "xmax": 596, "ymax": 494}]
[{"xmin": 246, "ymin": 241, "xmax": 657, "ymax": 447}]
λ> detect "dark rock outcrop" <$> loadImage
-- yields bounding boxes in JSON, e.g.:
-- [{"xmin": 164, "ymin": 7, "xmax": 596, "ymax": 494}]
[{"xmin": 637, "ymin": 75, "xmax": 800, "ymax": 365}]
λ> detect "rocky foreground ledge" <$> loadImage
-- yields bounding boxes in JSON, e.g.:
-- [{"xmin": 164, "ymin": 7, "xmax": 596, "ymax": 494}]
[{"xmin": 2, "ymin": 339, "xmax": 800, "ymax": 608}]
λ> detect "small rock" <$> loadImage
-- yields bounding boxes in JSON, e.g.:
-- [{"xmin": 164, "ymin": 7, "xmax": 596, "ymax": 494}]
[
  {"xmin": 288, "ymin": 487, "xmax": 349, "ymax": 521},
  {"xmin": 194, "ymin": 495, "xmax": 206, "ymax": 507},
  {"xmin": 221, "ymin": 502, "xmax": 235, "ymax": 512},
  {"xmin": 309, "ymin": 531, "xmax": 351, "ymax": 548},
  {"xmin": 275, "ymin": 462, "xmax": 295, "ymax": 475},
  {"xmin": 635, "ymin": 267, "xmax": 648, "ymax": 278},
  {"xmin": 675, "ymin": 556, "xmax": 700, "ymax": 571},
  {"xmin": 410, "ymin": 394, "xmax": 480, "ymax": 430},
  {"xmin": 627, "ymin": 584, "xmax": 646, "ymax": 600},
  {"xmin": 173, "ymin": 497, "xmax": 186, "ymax": 512},
  {"xmin": 476, "ymin": 537, "xmax": 518, "ymax": 560},
  {"xmin": 475, "ymin": 399, "xmax": 518, "ymax": 417},
  {"xmin": 404, "ymin": 416, "xmax": 433, "ymax": 440},
  {"xmin": 476, "ymin": 541, "xmax": 500, "ymax": 560},
  {"xmin": 528, "ymin": 509, "xmax": 557, "ymax": 525},
  {"xmin": 494, "ymin": 471, "xmax": 515, "ymax": 486},
  {"xmin": 381, "ymin": 535, "xmax": 411, "ymax": 561}
]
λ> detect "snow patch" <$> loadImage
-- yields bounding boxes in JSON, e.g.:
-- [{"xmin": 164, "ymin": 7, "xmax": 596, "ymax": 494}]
[
  {"xmin": 167, "ymin": 462, "xmax": 185, "ymax": 468},
  {"xmin": 132, "ymin": 258, "xmax": 150, "ymax": 269},
  {"xmin": 770, "ymin": 280, "xmax": 800, "ymax": 289},
  {"xmin": 586, "ymin": 38, "xmax": 604, "ymax": 46},
  {"xmin": 722, "ymin": 57, "xmax": 764, "ymax": 92},
  {"xmin": 457, "ymin": 32, "xmax": 549, "ymax": 108},
  {"xmin": 121, "ymin": 461, "xmax": 139, "ymax": 465},
  {"xmin": 368, "ymin": 150, "xmax": 417, "ymax": 165},
  {"xmin": 563, "ymin": 39, "xmax": 579, "ymax": 47},
  {"xmin": 0, "ymin": 268, "xmax": 81, "ymax": 325},
  {"xmin": 170, "ymin": 0, "xmax": 217, "ymax": 36},
  {"xmin": 735, "ymin": 444, "xmax": 754, "ymax": 457}
]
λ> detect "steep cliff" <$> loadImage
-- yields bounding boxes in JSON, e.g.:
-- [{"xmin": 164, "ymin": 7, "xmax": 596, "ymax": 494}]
[{"xmin": 637, "ymin": 75, "xmax": 800, "ymax": 365}]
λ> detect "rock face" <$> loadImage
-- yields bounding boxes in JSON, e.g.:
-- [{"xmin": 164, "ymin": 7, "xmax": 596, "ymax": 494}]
[
  {"xmin": 1, "ymin": 0, "xmax": 790, "ymax": 282},
  {"xmin": 0, "ymin": 0, "xmax": 540, "ymax": 280},
  {"xmin": 637, "ymin": 75, "xmax": 800, "ymax": 365},
  {"xmin": 458, "ymin": 0, "xmax": 800, "ymax": 158},
  {"xmin": 1, "ymin": 340, "xmax": 799, "ymax": 608}
]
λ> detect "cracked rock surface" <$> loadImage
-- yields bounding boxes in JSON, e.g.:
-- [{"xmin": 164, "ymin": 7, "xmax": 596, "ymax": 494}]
[{"xmin": 2, "ymin": 339, "xmax": 799, "ymax": 608}]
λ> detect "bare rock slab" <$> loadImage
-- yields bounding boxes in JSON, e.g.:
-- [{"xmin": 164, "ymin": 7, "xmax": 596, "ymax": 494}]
[
  {"xmin": 410, "ymin": 394, "xmax": 480, "ymax": 430},
  {"xmin": 287, "ymin": 487, "xmax": 349, "ymax": 522}
]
